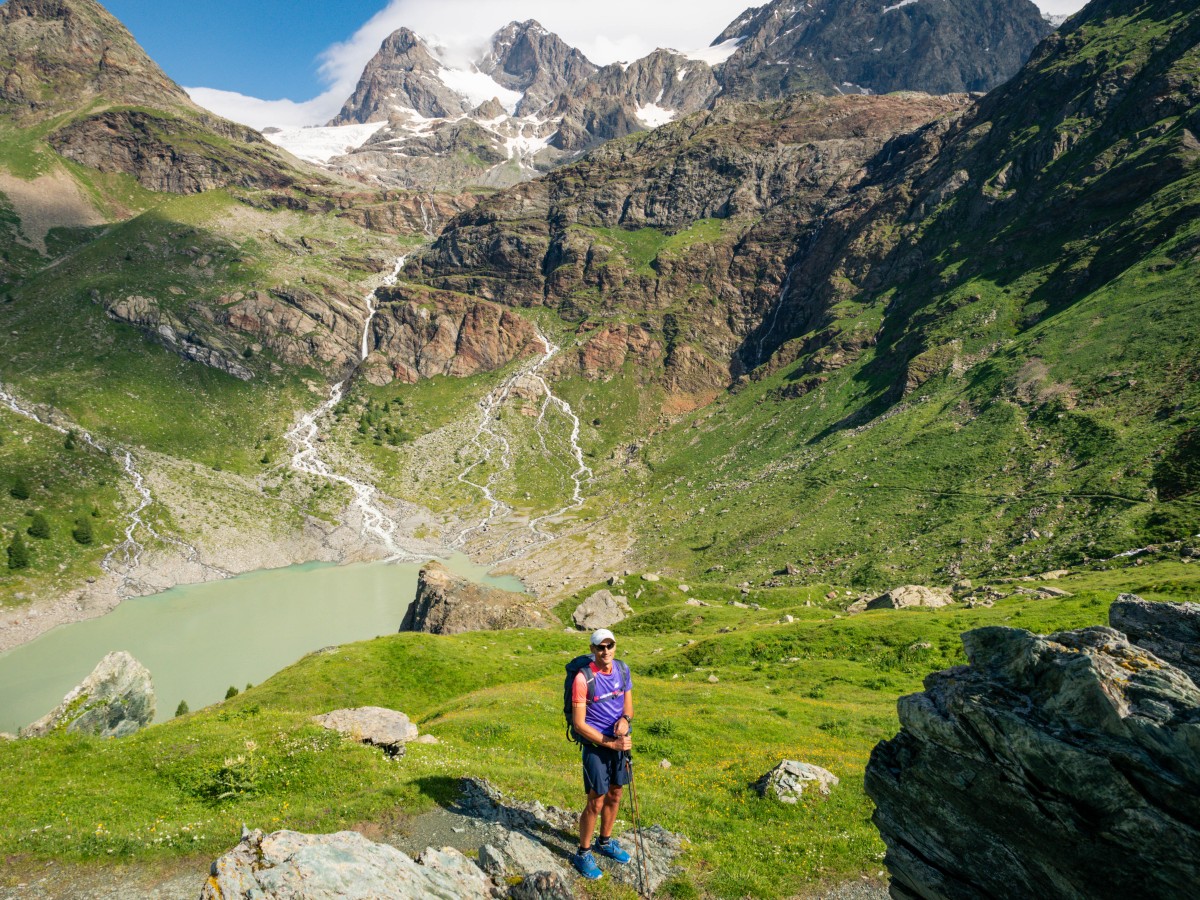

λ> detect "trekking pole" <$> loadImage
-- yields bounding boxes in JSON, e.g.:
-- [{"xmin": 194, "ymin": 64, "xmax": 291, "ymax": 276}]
[{"xmin": 626, "ymin": 752, "xmax": 652, "ymax": 898}]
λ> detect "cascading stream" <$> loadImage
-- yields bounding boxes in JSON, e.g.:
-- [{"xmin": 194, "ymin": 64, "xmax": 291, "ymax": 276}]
[
  {"xmin": 286, "ymin": 256, "xmax": 425, "ymax": 562},
  {"xmin": 452, "ymin": 327, "xmax": 592, "ymax": 559}
]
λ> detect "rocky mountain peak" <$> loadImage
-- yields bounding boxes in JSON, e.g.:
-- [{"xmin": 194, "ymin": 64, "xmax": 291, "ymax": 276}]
[
  {"xmin": 478, "ymin": 19, "xmax": 597, "ymax": 116},
  {"xmin": 329, "ymin": 26, "xmax": 470, "ymax": 124},
  {"xmin": 715, "ymin": 0, "xmax": 1053, "ymax": 99},
  {"xmin": 0, "ymin": 0, "xmax": 196, "ymax": 119}
]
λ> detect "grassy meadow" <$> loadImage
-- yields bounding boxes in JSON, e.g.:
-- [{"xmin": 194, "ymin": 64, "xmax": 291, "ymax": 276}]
[{"xmin": 2, "ymin": 561, "xmax": 1195, "ymax": 897}]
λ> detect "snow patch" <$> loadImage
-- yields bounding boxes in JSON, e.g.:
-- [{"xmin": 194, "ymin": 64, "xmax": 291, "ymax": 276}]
[
  {"xmin": 636, "ymin": 103, "xmax": 677, "ymax": 128},
  {"xmin": 265, "ymin": 121, "xmax": 388, "ymax": 164},
  {"xmin": 883, "ymin": 0, "xmax": 920, "ymax": 13},
  {"xmin": 437, "ymin": 66, "xmax": 524, "ymax": 114},
  {"xmin": 682, "ymin": 37, "xmax": 744, "ymax": 67}
]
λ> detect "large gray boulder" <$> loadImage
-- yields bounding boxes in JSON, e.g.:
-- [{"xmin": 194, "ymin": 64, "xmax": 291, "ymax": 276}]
[
  {"xmin": 312, "ymin": 707, "xmax": 419, "ymax": 757},
  {"xmin": 865, "ymin": 598, "xmax": 1200, "ymax": 899},
  {"xmin": 754, "ymin": 760, "xmax": 839, "ymax": 803},
  {"xmin": 571, "ymin": 589, "xmax": 632, "ymax": 630},
  {"xmin": 201, "ymin": 828, "xmax": 495, "ymax": 899},
  {"xmin": 401, "ymin": 561, "xmax": 550, "ymax": 634},
  {"xmin": 865, "ymin": 584, "xmax": 953, "ymax": 611},
  {"xmin": 20, "ymin": 651, "xmax": 155, "ymax": 738},
  {"xmin": 478, "ymin": 829, "xmax": 569, "ymax": 883}
]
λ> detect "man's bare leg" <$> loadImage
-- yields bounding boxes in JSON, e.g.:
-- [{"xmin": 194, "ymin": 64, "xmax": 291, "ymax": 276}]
[
  {"xmin": 598, "ymin": 785, "xmax": 623, "ymax": 840},
  {"xmin": 579, "ymin": 791, "xmax": 605, "ymax": 848}
]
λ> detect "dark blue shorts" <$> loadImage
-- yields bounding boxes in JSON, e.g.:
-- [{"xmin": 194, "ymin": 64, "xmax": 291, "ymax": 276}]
[{"xmin": 582, "ymin": 743, "xmax": 632, "ymax": 795}]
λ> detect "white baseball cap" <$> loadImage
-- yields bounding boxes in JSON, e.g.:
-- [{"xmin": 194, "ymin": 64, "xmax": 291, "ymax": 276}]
[{"xmin": 590, "ymin": 628, "xmax": 616, "ymax": 646}]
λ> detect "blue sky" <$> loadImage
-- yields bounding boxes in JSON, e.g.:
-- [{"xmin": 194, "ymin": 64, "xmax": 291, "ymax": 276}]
[{"xmin": 97, "ymin": 0, "xmax": 1089, "ymax": 129}]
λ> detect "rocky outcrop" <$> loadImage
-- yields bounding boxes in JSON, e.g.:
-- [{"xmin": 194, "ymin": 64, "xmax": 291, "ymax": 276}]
[
  {"xmin": 400, "ymin": 561, "xmax": 550, "ymax": 634},
  {"xmin": 865, "ymin": 598, "xmax": 1200, "ymax": 899},
  {"xmin": 754, "ymin": 760, "xmax": 839, "ymax": 803},
  {"xmin": 571, "ymin": 589, "xmax": 631, "ymax": 630},
  {"xmin": 48, "ymin": 109, "xmax": 297, "ymax": 195},
  {"xmin": 201, "ymin": 828, "xmax": 495, "ymax": 899},
  {"xmin": 478, "ymin": 829, "xmax": 570, "ymax": 885},
  {"xmin": 714, "ymin": 0, "xmax": 1052, "ymax": 100},
  {"xmin": 364, "ymin": 289, "xmax": 541, "ymax": 385},
  {"xmin": 866, "ymin": 585, "xmax": 954, "ymax": 611},
  {"xmin": 21, "ymin": 650, "xmax": 155, "ymax": 738},
  {"xmin": 104, "ymin": 293, "xmax": 256, "ymax": 380},
  {"xmin": 312, "ymin": 707, "xmax": 419, "ymax": 757},
  {"xmin": 1109, "ymin": 592, "xmax": 1200, "ymax": 683},
  {"xmin": 222, "ymin": 286, "xmax": 363, "ymax": 374}
]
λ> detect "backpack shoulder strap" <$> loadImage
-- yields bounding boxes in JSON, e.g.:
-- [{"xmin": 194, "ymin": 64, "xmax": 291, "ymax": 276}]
[
  {"xmin": 581, "ymin": 664, "xmax": 597, "ymax": 702},
  {"xmin": 616, "ymin": 659, "xmax": 631, "ymax": 692}
]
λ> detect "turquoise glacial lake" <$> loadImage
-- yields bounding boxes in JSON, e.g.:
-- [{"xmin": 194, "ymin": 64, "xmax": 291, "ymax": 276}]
[{"xmin": 0, "ymin": 555, "xmax": 523, "ymax": 734}]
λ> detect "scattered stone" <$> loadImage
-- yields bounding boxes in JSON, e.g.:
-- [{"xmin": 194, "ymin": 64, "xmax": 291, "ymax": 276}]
[
  {"xmin": 866, "ymin": 601, "xmax": 1200, "ymax": 899},
  {"xmin": 642, "ymin": 573, "xmax": 660, "ymax": 582},
  {"xmin": 963, "ymin": 598, "xmax": 995, "ymax": 609},
  {"xmin": 478, "ymin": 828, "xmax": 569, "ymax": 884},
  {"xmin": 415, "ymin": 734, "xmax": 440, "ymax": 745},
  {"xmin": 571, "ymin": 589, "xmax": 632, "ymax": 630},
  {"xmin": 202, "ymin": 829, "xmax": 493, "ymax": 899},
  {"xmin": 755, "ymin": 760, "xmax": 839, "ymax": 803},
  {"xmin": 951, "ymin": 578, "xmax": 973, "ymax": 594},
  {"xmin": 1036, "ymin": 586, "xmax": 1073, "ymax": 598},
  {"xmin": 845, "ymin": 599, "xmax": 869, "ymax": 616},
  {"xmin": 20, "ymin": 651, "xmax": 155, "ymax": 739},
  {"xmin": 825, "ymin": 591, "xmax": 838, "ymax": 600},
  {"xmin": 678, "ymin": 584, "xmax": 690, "ymax": 593},
  {"xmin": 401, "ymin": 562, "xmax": 549, "ymax": 634},
  {"xmin": 607, "ymin": 575, "xmax": 623, "ymax": 586},
  {"xmin": 730, "ymin": 600, "xmax": 749, "ymax": 609},
  {"xmin": 707, "ymin": 674, "xmax": 719, "ymax": 683},
  {"xmin": 659, "ymin": 759, "xmax": 671, "ymax": 769},
  {"xmin": 509, "ymin": 870, "xmax": 573, "ymax": 900},
  {"xmin": 866, "ymin": 585, "xmax": 953, "ymax": 611},
  {"xmin": 782, "ymin": 614, "xmax": 794, "ymax": 624},
  {"xmin": 1037, "ymin": 569, "xmax": 1071, "ymax": 580},
  {"xmin": 0, "ymin": 732, "xmax": 16, "ymax": 741},
  {"xmin": 786, "ymin": 563, "xmax": 801, "ymax": 576},
  {"xmin": 312, "ymin": 707, "xmax": 417, "ymax": 757},
  {"xmin": 684, "ymin": 598, "xmax": 706, "ymax": 607}
]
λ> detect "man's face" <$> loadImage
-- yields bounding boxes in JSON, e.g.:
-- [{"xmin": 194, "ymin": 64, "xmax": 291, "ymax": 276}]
[{"xmin": 592, "ymin": 639, "xmax": 616, "ymax": 665}]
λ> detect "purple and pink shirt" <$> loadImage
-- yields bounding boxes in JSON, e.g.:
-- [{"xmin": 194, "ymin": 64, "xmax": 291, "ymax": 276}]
[{"xmin": 572, "ymin": 660, "xmax": 631, "ymax": 738}]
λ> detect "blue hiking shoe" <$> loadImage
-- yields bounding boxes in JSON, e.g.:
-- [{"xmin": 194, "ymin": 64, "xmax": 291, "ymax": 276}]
[
  {"xmin": 572, "ymin": 848, "xmax": 604, "ymax": 880},
  {"xmin": 593, "ymin": 837, "xmax": 631, "ymax": 864}
]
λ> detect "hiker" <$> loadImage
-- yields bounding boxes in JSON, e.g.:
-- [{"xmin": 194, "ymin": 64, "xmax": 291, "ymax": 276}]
[{"xmin": 569, "ymin": 627, "xmax": 634, "ymax": 880}]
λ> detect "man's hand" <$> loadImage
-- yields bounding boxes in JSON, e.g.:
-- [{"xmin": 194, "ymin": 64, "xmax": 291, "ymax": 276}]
[
  {"xmin": 614, "ymin": 716, "xmax": 630, "ymax": 737},
  {"xmin": 608, "ymin": 734, "xmax": 632, "ymax": 751}
]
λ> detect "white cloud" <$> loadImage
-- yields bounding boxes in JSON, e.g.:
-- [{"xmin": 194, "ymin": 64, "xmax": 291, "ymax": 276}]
[{"xmin": 188, "ymin": 0, "xmax": 1091, "ymax": 130}]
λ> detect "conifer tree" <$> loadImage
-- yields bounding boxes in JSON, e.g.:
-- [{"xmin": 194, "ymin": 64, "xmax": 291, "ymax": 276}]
[
  {"xmin": 64, "ymin": 430, "xmax": 77, "ymax": 451},
  {"xmin": 72, "ymin": 515, "xmax": 93, "ymax": 545},
  {"xmin": 225, "ymin": 685, "xmax": 239, "ymax": 699},
  {"xmin": 175, "ymin": 700, "xmax": 189, "ymax": 717},
  {"xmin": 9, "ymin": 477, "xmax": 29, "ymax": 500},
  {"xmin": 7, "ymin": 531, "xmax": 29, "ymax": 570},
  {"xmin": 27, "ymin": 512, "xmax": 50, "ymax": 539}
]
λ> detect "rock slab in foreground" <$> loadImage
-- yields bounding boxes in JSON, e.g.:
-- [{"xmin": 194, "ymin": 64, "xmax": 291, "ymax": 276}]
[
  {"xmin": 755, "ymin": 760, "xmax": 839, "ymax": 803},
  {"xmin": 571, "ymin": 589, "xmax": 632, "ymax": 630},
  {"xmin": 865, "ymin": 596, "xmax": 1200, "ymax": 899},
  {"xmin": 866, "ymin": 585, "xmax": 953, "ymax": 611},
  {"xmin": 20, "ymin": 650, "xmax": 155, "ymax": 739},
  {"xmin": 312, "ymin": 706, "xmax": 418, "ymax": 756},
  {"xmin": 401, "ymin": 561, "xmax": 549, "ymax": 634},
  {"xmin": 202, "ymin": 828, "xmax": 495, "ymax": 899}
]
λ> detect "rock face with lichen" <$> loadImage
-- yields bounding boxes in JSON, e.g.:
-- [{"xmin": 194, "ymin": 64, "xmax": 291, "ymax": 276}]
[
  {"xmin": 201, "ymin": 828, "xmax": 495, "ymax": 900},
  {"xmin": 400, "ymin": 561, "xmax": 550, "ymax": 634},
  {"xmin": 865, "ymin": 596, "xmax": 1200, "ymax": 899},
  {"xmin": 20, "ymin": 651, "xmax": 155, "ymax": 739}
]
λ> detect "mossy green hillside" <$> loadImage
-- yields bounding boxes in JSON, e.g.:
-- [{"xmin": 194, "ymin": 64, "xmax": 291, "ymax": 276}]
[
  {"xmin": 0, "ymin": 561, "xmax": 1194, "ymax": 897},
  {"xmin": 0, "ymin": 408, "xmax": 125, "ymax": 597}
]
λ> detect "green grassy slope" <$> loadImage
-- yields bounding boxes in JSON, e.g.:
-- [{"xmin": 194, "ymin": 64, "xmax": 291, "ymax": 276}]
[{"xmin": 0, "ymin": 562, "xmax": 1194, "ymax": 897}]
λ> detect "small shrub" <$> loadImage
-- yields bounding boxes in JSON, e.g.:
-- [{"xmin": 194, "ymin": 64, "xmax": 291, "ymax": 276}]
[
  {"xmin": 175, "ymin": 700, "xmax": 189, "ymax": 717},
  {"xmin": 72, "ymin": 516, "xmax": 93, "ymax": 545},
  {"xmin": 644, "ymin": 719, "xmax": 676, "ymax": 737},
  {"xmin": 9, "ymin": 477, "xmax": 30, "ymax": 501},
  {"xmin": 224, "ymin": 685, "xmax": 239, "ymax": 700},
  {"xmin": 7, "ymin": 531, "xmax": 30, "ymax": 569}
]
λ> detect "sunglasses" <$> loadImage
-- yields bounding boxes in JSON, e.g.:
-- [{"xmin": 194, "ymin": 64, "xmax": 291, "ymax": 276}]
[{"xmin": 594, "ymin": 642, "xmax": 616, "ymax": 650}]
